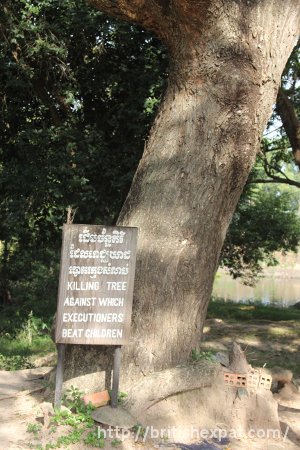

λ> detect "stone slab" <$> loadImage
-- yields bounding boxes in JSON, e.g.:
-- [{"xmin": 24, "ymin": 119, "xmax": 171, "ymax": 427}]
[{"xmin": 92, "ymin": 405, "xmax": 137, "ymax": 428}]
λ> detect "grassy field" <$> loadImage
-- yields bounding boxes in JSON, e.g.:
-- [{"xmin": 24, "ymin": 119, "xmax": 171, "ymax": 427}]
[
  {"xmin": 0, "ymin": 309, "xmax": 55, "ymax": 370},
  {"xmin": 208, "ymin": 297, "xmax": 300, "ymax": 321},
  {"xmin": 0, "ymin": 334, "xmax": 55, "ymax": 370}
]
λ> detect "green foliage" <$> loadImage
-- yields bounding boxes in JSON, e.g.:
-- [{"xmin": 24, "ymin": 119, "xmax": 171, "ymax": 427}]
[
  {"xmin": 0, "ymin": 308, "xmax": 55, "ymax": 370},
  {"xmin": 0, "ymin": 0, "xmax": 167, "ymax": 320},
  {"xmin": 0, "ymin": 332, "xmax": 54, "ymax": 356},
  {"xmin": 25, "ymin": 386, "xmax": 104, "ymax": 449},
  {"xmin": 0, "ymin": 0, "xmax": 167, "ymax": 236},
  {"xmin": 50, "ymin": 387, "xmax": 95, "ymax": 431},
  {"xmin": 55, "ymin": 428, "xmax": 84, "ymax": 446},
  {"xmin": 132, "ymin": 423, "xmax": 147, "ymax": 439},
  {"xmin": 54, "ymin": 397, "xmax": 99, "ymax": 445},
  {"xmin": 111, "ymin": 438, "xmax": 122, "ymax": 447},
  {"xmin": 19, "ymin": 311, "xmax": 49, "ymax": 344},
  {"xmin": 191, "ymin": 349, "xmax": 215, "ymax": 362},
  {"xmin": 83, "ymin": 430, "xmax": 105, "ymax": 448},
  {"xmin": 0, "ymin": 353, "xmax": 34, "ymax": 370},
  {"xmin": 27, "ymin": 423, "xmax": 42, "ymax": 436},
  {"xmin": 221, "ymin": 183, "xmax": 300, "ymax": 283},
  {"xmin": 62, "ymin": 385, "xmax": 95, "ymax": 419},
  {"xmin": 117, "ymin": 390, "xmax": 128, "ymax": 405},
  {"xmin": 51, "ymin": 408, "xmax": 81, "ymax": 427},
  {"xmin": 107, "ymin": 390, "xmax": 128, "ymax": 406},
  {"xmin": 45, "ymin": 444, "xmax": 56, "ymax": 450}
]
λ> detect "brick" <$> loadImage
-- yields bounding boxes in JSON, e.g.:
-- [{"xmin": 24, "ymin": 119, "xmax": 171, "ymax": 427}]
[{"xmin": 83, "ymin": 390, "xmax": 110, "ymax": 408}]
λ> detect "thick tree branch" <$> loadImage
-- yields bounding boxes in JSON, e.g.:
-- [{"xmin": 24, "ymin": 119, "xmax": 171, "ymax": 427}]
[
  {"xmin": 248, "ymin": 177, "xmax": 300, "ymax": 188},
  {"xmin": 250, "ymin": 151, "xmax": 300, "ymax": 188},
  {"xmin": 87, "ymin": 0, "xmax": 212, "ymax": 44},
  {"xmin": 276, "ymin": 87, "xmax": 300, "ymax": 167},
  {"xmin": 87, "ymin": 0, "xmax": 173, "ymax": 41},
  {"xmin": 263, "ymin": 146, "xmax": 288, "ymax": 153},
  {"xmin": 263, "ymin": 125, "xmax": 284, "ymax": 137}
]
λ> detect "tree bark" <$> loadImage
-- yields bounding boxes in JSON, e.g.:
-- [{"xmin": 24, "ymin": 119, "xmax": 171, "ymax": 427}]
[{"xmin": 64, "ymin": 0, "xmax": 300, "ymax": 387}]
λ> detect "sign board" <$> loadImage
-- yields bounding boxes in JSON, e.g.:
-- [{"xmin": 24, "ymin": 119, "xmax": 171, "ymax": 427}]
[{"xmin": 55, "ymin": 224, "xmax": 138, "ymax": 346}]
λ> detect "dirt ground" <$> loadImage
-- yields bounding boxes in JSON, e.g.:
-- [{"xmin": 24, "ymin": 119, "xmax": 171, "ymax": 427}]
[
  {"xmin": 1, "ymin": 318, "xmax": 300, "ymax": 450},
  {"xmin": 202, "ymin": 318, "xmax": 300, "ymax": 376}
]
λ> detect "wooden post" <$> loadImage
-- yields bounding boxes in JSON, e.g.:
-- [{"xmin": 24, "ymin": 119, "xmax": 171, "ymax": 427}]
[
  {"xmin": 111, "ymin": 346, "xmax": 122, "ymax": 408},
  {"xmin": 54, "ymin": 343, "xmax": 65, "ymax": 408},
  {"xmin": 54, "ymin": 207, "xmax": 75, "ymax": 408}
]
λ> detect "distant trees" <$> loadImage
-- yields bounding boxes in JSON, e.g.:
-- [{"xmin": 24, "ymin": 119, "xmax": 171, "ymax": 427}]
[{"xmin": 221, "ymin": 185, "xmax": 300, "ymax": 283}]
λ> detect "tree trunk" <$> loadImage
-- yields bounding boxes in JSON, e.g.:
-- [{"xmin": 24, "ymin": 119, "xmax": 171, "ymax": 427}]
[{"xmin": 64, "ymin": 0, "xmax": 300, "ymax": 388}]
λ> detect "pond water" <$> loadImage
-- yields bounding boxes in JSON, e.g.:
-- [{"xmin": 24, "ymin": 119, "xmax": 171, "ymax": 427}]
[{"xmin": 212, "ymin": 272, "xmax": 300, "ymax": 308}]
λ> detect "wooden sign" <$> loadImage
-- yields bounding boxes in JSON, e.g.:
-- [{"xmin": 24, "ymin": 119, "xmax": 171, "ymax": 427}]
[{"xmin": 55, "ymin": 224, "xmax": 138, "ymax": 345}]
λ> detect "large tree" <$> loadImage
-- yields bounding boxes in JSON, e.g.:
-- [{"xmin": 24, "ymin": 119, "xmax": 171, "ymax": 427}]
[
  {"xmin": 63, "ymin": 0, "xmax": 300, "ymax": 384},
  {"xmin": 1, "ymin": 1, "xmax": 299, "ymax": 383}
]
